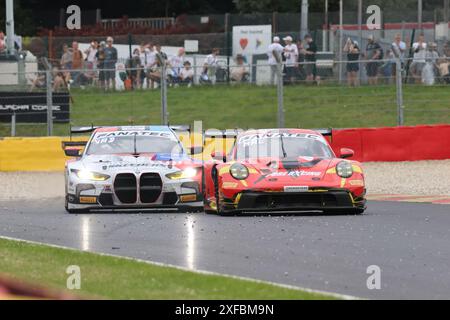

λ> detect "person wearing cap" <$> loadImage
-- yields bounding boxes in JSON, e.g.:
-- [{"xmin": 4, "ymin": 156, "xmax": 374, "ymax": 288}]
[
  {"xmin": 344, "ymin": 38, "xmax": 361, "ymax": 87},
  {"xmin": 283, "ymin": 36, "xmax": 298, "ymax": 84},
  {"xmin": 423, "ymin": 42, "xmax": 440, "ymax": 85},
  {"xmin": 304, "ymin": 34, "xmax": 318, "ymax": 83},
  {"xmin": 267, "ymin": 36, "xmax": 284, "ymax": 85},
  {"xmin": 180, "ymin": 61, "xmax": 194, "ymax": 87},
  {"xmin": 365, "ymin": 35, "xmax": 382, "ymax": 85},
  {"xmin": 104, "ymin": 36, "xmax": 118, "ymax": 90}
]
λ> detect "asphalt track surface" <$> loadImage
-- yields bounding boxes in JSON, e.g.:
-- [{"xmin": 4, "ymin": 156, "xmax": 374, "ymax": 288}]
[{"xmin": 1, "ymin": 198, "xmax": 449, "ymax": 300}]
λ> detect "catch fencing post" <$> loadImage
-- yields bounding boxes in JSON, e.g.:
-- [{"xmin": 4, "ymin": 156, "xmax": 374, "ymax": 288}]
[
  {"xmin": 160, "ymin": 62, "xmax": 168, "ymax": 125},
  {"xmin": 277, "ymin": 61, "xmax": 285, "ymax": 128},
  {"xmin": 45, "ymin": 66, "xmax": 53, "ymax": 136},
  {"xmin": 395, "ymin": 58, "xmax": 405, "ymax": 126},
  {"xmin": 11, "ymin": 113, "xmax": 16, "ymax": 137}
]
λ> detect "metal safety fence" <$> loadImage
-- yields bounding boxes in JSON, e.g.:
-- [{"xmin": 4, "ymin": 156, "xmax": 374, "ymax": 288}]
[{"xmin": 0, "ymin": 56, "xmax": 449, "ymax": 137}]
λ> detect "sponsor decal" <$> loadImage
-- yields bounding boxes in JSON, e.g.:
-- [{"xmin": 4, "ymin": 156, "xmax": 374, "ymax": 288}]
[
  {"xmin": 93, "ymin": 131, "xmax": 173, "ymax": 144},
  {"xmin": 349, "ymin": 179, "xmax": 364, "ymax": 186},
  {"xmin": 107, "ymin": 162, "xmax": 169, "ymax": 169},
  {"xmin": 239, "ymin": 132, "xmax": 325, "ymax": 147},
  {"xmin": 284, "ymin": 186, "xmax": 309, "ymax": 192},
  {"xmin": 268, "ymin": 170, "xmax": 322, "ymax": 178},
  {"xmin": 223, "ymin": 182, "xmax": 239, "ymax": 189},
  {"xmin": 180, "ymin": 194, "xmax": 197, "ymax": 202},
  {"xmin": 79, "ymin": 196, "xmax": 97, "ymax": 204}
]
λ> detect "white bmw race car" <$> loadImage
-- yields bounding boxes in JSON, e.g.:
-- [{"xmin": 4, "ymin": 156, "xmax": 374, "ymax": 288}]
[{"xmin": 63, "ymin": 125, "xmax": 204, "ymax": 213}]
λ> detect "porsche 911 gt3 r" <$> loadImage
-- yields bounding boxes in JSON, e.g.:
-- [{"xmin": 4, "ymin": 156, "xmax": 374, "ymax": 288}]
[
  {"xmin": 63, "ymin": 126, "xmax": 203, "ymax": 213},
  {"xmin": 203, "ymin": 129, "xmax": 366, "ymax": 215}
]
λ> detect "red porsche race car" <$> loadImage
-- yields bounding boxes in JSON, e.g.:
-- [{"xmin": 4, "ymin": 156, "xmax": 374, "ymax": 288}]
[{"xmin": 203, "ymin": 128, "xmax": 366, "ymax": 215}]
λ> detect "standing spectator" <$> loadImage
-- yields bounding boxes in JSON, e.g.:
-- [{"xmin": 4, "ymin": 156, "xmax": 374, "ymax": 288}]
[
  {"xmin": 410, "ymin": 34, "xmax": 427, "ymax": 84},
  {"xmin": 365, "ymin": 35, "xmax": 382, "ymax": 85},
  {"xmin": 71, "ymin": 41, "xmax": 84, "ymax": 85},
  {"xmin": 344, "ymin": 38, "xmax": 360, "ymax": 87},
  {"xmin": 296, "ymin": 40, "xmax": 307, "ymax": 81},
  {"xmin": 127, "ymin": 48, "xmax": 141, "ymax": 89},
  {"xmin": 85, "ymin": 40, "xmax": 98, "ymax": 68},
  {"xmin": 0, "ymin": 31, "xmax": 5, "ymax": 52},
  {"xmin": 202, "ymin": 48, "xmax": 220, "ymax": 85},
  {"xmin": 143, "ymin": 43, "xmax": 157, "ymax": 89},
  {"xmin": 138, "ymin": 44, "xmax": 149, "ymax": 88},
  {"xmin": 180, "ymin": 61, "xmax": 194, "ymax": 87},
  {"xmin": 283, "ymin": 36, "xmax": 298, "ymax": 84},
  {"xmin": 267, "ymin": 37, "xmax": 284, "ymax": 85},
  {"xmin": 96, "ymin": 41, "xmax": 106, "ymax": 89},
  {"xmin": 380, "ymin": 49, "xmax": 395, "ymax": 84},
  {"xmin": 437, "ymin": 58, "xmax": 450, "ymax": 84},
  {"xmin": 304, "ymin": 34, "xmax": 318, "ymax": 84},
  {"xmin": 422, "ymin": 42, "xmax": 439, "ymax": 85},
  {"xmin": 391, "ymin": 33, "xmax": 406, "ymax": 64},
  {"xmin": 230, "ymin": 54, "xmax": 250, "ymax": 83},
  {"xmin": 60, "ymin": 44, "xmax": 72, "ymax": 71},
  {"xmin": 168, "ymin": 47, "xmax": 185, "ymax": 85},
  {"xmin": 104, "ymin": 37, "xmax": 118, "ymax": 90}
]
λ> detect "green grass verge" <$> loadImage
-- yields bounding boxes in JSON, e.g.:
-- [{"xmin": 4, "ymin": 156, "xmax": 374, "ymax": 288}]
[
  {"xmin": 0, "ymin": 238, "xmax": 336, "ymax": 300},
  {"xmin": 1, "ymin": 84, "xmax": 449, "ymax": 137}
]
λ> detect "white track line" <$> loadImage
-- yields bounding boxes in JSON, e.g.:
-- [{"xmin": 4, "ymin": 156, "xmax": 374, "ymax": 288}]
[{"xmin": 0, "ymin": 235, "xmax": 360, "ymax": 300}]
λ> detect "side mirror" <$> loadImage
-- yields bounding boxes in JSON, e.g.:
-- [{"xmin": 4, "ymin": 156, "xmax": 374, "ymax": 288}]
[
  {"xmin": 65, "ymin": 148, "xmax": 81, "ymax": 157},
  {"xmin": 340, "ymin": 148, "xmax": 354, "ymax": 159},
  {"xmin": 190, "ymin": 146, "xmax": 203, "ymax": 155},
  {"xmin": 211, "ymin": 151, "xmax": 225, "ymax": 161}
]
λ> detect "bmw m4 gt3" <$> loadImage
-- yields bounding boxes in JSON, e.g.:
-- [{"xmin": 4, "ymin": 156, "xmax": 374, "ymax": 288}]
[{"xmin": 63, "ymin": 126, "xmax": 203, "ymax": 213}]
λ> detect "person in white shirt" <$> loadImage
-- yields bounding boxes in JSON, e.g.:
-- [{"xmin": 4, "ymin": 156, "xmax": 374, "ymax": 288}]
[
  {"xmin": 410, "ymin": 34, "xmax": 427, "ymax": 84},
  {"xmin": 140, "ymin": 43, "xmax": 157, "ymax": 89},
  {"xmin": 85, "ymin": 41, "xmax": 98, "ymax": 65},
  {"xmin": 203, "ymin": 48, "xmax": 220, "ymax": 84},
  {"xmin": 169, "ymin": 48, "xmax": 185, "ymax": 84},
  {"xmin": 267, "ymin": 36, "xmax": 284, "ymax": 85},
  {"xmin": 230, "ymin": 54, "xmax": 250, "ymax": 82},
  {"xmin": 391, "ymin": 33, "xmax": 406, "ymax": 63},
  {"xmin": 283, "ymin": 36, "xmax": 298, "ymax": 84},
  {"xmin": 180, "ymin": 61, "xmax": 194, "ymax": 87}
]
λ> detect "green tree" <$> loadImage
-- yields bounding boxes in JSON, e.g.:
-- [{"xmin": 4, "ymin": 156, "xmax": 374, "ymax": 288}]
[{"xmin": 0, "ymin": 0, "xmax": 35, "ymax": 36}]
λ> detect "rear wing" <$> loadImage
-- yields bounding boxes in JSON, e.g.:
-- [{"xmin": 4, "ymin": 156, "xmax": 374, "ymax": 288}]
[{"xmin": 313, "ymin": 128, "xmax": 332, "ymax": 137}]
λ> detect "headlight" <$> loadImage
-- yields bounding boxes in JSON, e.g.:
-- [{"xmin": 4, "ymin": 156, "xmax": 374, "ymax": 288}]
[
  {"xmin": 166, "ymin": 167, "xmax": 198, "ymax": 180},
  {"xmin": 336, "ymin": 161, "xmax": 353, "ymax": 178},
  {"xmin": 71, "ymin": 169, "xmax": 110, "ymax": 181},
  {"xmin": 230, "ymin": 163, "xmax": 249, "ymax": 180}
]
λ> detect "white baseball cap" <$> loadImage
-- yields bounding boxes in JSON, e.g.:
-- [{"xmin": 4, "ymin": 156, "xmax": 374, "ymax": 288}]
[
  {"xmin": 273, "ymin": 36, "xmax": 280, "ymax": 43},
  {"xmin": 283, "ymin": 36, "xmax": 293, "ymax": 42}
]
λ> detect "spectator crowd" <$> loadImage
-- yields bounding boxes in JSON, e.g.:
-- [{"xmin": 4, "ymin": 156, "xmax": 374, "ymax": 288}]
[{"xmin": 27, "ymin": 33, "xmax": 450, "ymax": 92}]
